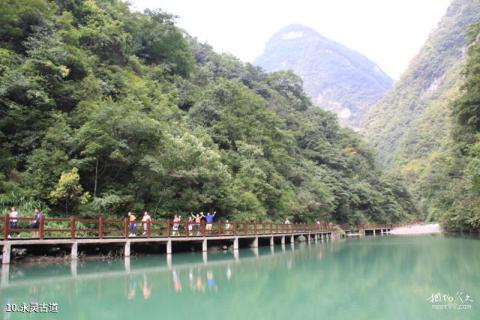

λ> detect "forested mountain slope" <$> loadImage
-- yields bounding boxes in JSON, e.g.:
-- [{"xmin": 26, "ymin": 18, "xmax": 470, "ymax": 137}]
[
  {"xmin": 363, "ymin": 0, "xmax": 480, "ymax": 220},
  {"xmin": 0, "ymin": 0, "xmax": 416, "ymax": 224},
  {"xmin": 440, "ymin": 23, "xmax": 480, "ymax": 231},
  {"xmin": 364, "ymin": 0, "xmax": 480, "ymax": 166},
  {"xmin": 254, "ymin": 24, "xmax": 392, "ymax": 130}
]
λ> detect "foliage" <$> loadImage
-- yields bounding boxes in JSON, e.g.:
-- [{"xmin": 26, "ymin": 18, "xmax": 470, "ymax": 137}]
[
  {"xmin": 0, "ymin": 0, "xmax": 416, "ymax": 224},
  {"xmin": 49, "ymin": 167, "xmax": 90, "ymax": 214},
  {"xmin": 363, "ymin": 0, "xmax": 480, "ymax": 232}
]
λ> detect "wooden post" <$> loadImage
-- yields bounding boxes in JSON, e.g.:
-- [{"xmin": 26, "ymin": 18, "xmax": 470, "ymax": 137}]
[
  {"xmin": 39, "ymin": 216, "xmax": 45, "ymax": 240},
  {"xmin": 217, "ymin": 221, "xmax": 222, "ymax": 235},
  {"xmin": 147, "ymin": 221, "xmax": 151, "ymax": 238},
  {"xmin": 70, "ymin": 216, "xmax": 76, "ymax": 239},
  {"xmin": 3, "ymin": 215, "xmax": 9, "ymax": 240},
  {"xmin": 253, "ymin": 222, "xmax": 257, "ymax": 235},
  {"xmin": 98, "ymin": 217, "xmax": 103, "ymax": 239},
  {"xmin": 124, "ymin": 218, "xmax": 128, "ymax": 238},
  {"xmin": 243, "ymin": 223, "xmax": 247, "ymax": 235},
  {"xmin": 270, "ymin": 222, "xmax": 273, "ymax": 234},
  {"xmin": 166, "ymin": 220, "xmax": 171, "ymax": 237}
]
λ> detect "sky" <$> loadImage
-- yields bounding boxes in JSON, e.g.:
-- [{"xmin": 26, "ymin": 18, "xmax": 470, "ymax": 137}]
[{"xmin": 130, "ymin": 0, "xmax": 452, "ymax": 79}]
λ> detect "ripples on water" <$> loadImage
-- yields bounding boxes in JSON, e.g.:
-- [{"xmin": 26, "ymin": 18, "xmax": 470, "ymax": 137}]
[{"xmin": 1, "ymin": 235, "xmax": 479, "ymax": 320}]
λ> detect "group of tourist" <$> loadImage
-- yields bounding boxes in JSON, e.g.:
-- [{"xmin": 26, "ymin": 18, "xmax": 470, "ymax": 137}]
[
  {"xmin": 5, "ymin": 206, "xmax": 324, "ymax": 238},
  {"xmin": 126, "ymin": 211, "xmax": 219, "ymax": 237},
  {"xmin": 127, "ymin": 211, "xmax": 152, "ymax": 236},
  {"xmin": 5, "ymin": 207, "xmax": 43, "ymax": 238}
]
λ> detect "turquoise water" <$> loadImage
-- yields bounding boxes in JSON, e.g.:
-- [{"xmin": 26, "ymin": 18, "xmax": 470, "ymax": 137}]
[{"xmin": 1, "ymin": 235, "xmax": 479, "ymax": 320}]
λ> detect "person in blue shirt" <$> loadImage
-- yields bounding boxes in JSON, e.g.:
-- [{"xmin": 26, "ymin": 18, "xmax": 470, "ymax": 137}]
[{"xmin": 204, "ymin": 211, "xmax": 216, "ymax": 233}]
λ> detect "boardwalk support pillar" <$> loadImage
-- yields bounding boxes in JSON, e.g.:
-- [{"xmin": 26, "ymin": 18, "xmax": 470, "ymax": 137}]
[
  {"xmin": 124, "ymin": 241, "xmax": 130, "ymax": 257},
  {"xmin": 250, "ymin": 237, "xmax": 258, "ymax": 248},
  {"xmin": 202, "ymin": 238, "xmax": 208, "ymax": 252},
  {"xmin": 166, "ymin": 240, "xmax": 172, "ymax": 254},
  {"xmin": 203, "ymin": 251, "xmax": 208, "ymax": 264},
  {"xmin": 290, "ymin": 235, "xmax": 294, "ymax": 244},
  {"xmin": 233, "ymin": 237, "xmax": 239, "ymax": 250},
  {"xmin": 281, "ymin": 236, "xmax": 285, "ymax": 245},
  {"xmin": 270, "ymin": 236, "xmax": 274, "ymax": 247},
  {"xmin": 71, "ymin": 242, "xmax": 78, "ymax": 260},
  {"xmin": 2, "ymin": 243, "xmax": 11, "ymax": 265}
]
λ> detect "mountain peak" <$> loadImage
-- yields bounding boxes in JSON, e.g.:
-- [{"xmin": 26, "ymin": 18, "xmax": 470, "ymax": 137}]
[{"xmin": 255, "ymin": 25, "xmax": 392, "ymax": 129}]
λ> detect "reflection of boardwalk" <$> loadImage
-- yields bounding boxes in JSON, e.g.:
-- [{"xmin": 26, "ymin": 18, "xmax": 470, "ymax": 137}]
[
  {"xmin": 0, "ymin": 242, "xmax": 339, "ymax": 289},
  {"xmin": 0, "ymin": 217, "xmax": 337, "ymax": 265}
]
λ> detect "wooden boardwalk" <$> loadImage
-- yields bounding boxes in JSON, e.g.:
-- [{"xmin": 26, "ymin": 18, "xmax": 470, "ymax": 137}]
[
  {"xmin": 0, "ymin": 215, "xmax": 339, "ymax": 264},
  {"xmin": 0, "ymin": 215, "xmax": 407, "ymax": 264}
]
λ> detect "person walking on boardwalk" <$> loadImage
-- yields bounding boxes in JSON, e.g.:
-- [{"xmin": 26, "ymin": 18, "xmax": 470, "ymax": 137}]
[
  {"xmin": 8, "ymin": 207, "xmax": 18, "ymax": 238},
  {"xmin": 141, "ymin": 211, "xmax": 151, "ymax": 236},
  {"xmin": 204, "ymin": 211, "xmax": 216, "ymax": 234},
  {"xmin": 172, "ymin": 214, "xmax": 181, "ymax": 236},
  {"xmin": 225, "ymin": 219, "xmax": 232, "ymax": 234},
  {"xmin": 191, "ymin": 212, "xmax": 202, "ymax": 235},
  {"xmin": 9, "ymin": 207, "xmax": 18, "ymax": 229},
  {"xmin": 128, "ymin": 212, "xmax": 137, "ymax": 236},
  {"xmin": 187, "ymin": 215, "xmax": 194, "ymax": 236},
  {"xmin": 30, "ymin": 208, "xmax": 43, "ymax": 237}
]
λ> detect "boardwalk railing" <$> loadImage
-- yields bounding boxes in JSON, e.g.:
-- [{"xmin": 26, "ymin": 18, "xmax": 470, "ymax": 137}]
[
  {"xmin": 2, "ymin": 215, "xmax": 337, "ymax": 240},
  {"xmin": 2, "ymin": 215, "xmax": 413, "ymax": 241}
]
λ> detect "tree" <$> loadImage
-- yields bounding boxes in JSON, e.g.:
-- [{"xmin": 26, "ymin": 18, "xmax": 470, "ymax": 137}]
[{"xmin": 49, "ymin": 167, "xmax": 90, "ymax": 214}]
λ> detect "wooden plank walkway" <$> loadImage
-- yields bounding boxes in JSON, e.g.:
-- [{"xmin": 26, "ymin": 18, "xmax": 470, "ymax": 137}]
[
  {"xmin": 0, "ymin": 214, "xmax": 411, "ymax": 264},
  {"xmin": 0, "ymin": 215, "xmax": 339, "ymax": 264}
]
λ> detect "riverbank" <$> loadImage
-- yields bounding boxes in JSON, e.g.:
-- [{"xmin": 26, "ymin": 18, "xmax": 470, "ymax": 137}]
[{"xmin": 390, "ymin": 223, "xmax": 441, "ymax": 235}]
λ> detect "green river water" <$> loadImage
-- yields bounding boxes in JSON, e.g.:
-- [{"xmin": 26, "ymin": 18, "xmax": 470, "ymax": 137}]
[{"xmin": 0, "ymin": 235, "xmax": 479, "ymax": 320}]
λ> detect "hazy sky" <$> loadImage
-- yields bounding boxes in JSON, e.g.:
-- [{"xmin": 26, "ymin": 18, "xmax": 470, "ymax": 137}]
[{"xmin": 130, "ymin": 0, "xmax": 451, "ymax": 79}]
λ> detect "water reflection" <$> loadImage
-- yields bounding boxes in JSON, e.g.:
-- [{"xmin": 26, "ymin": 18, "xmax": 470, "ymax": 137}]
[
  {"xmin": 0, "ymin": 243, "xmax": 322, "ymax": 298},
  {"xmin": 1, "ymin": 236, "xmax": 479, "ymax": 320},
  {"xmin": 142, "ymin": 273, "xmax": 152, "ymax": 299}
]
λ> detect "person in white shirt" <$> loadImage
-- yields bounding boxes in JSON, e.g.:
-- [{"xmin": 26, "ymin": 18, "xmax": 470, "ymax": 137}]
[
  {"xmin": 141, "ymin": 211, "xmax": 151, "ymax": 236},
  {"xmin": 9, "ymin": 207, "xmax": 18, "ymax": 228}
]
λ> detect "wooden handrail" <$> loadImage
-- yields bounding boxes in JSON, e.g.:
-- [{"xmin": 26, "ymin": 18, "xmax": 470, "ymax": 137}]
[{"xmin": 1, "ymin": 214, "xmax": 402, "ymax": 241}]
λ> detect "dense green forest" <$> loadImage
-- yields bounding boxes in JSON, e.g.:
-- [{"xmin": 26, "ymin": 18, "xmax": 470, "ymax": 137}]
[
  {"xmin": 364, "ymin": 0, "xmax": 480, "ymax": 232},
  {"xmin": 434, "ymin": 24, "xmax": 480, "ymax": 232},
  {"xmin": 0, "ymin": 0, "xmax": 416, "ymax": 224}
]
